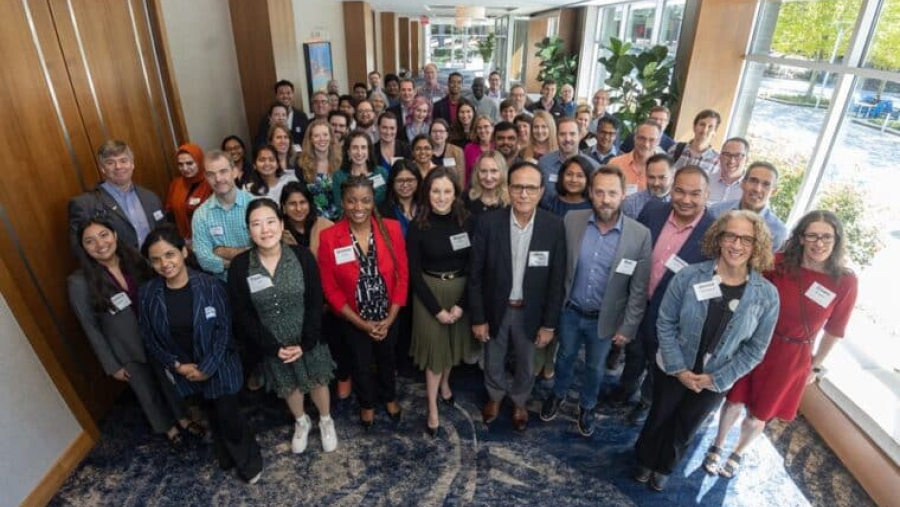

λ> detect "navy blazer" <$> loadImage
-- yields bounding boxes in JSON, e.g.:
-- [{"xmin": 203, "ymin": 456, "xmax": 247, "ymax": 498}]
[
  {"xmin": 68, "ymin": 185, "xmax": 166, "ymax": 253},
  {"xmin": 432, "ymin": 97, "xmax": 454, "ymax": 124},
  {"xmin": 139, "ymin": 269, "xmax": 243, "ymax": 399}
]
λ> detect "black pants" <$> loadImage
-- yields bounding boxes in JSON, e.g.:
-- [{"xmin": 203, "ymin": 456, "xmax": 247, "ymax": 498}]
[
  {"xmin": 205, "ymin": 393, "xmax": 263, "ymax": 482},
  {"xmin": 340, "ymin": 319, "xmax": 398, "ymax": 409},
  {"xmin": 635, "ymin": 367, "xmax": 725, "ymax": 475},
  {"xmin": 324, "ymin": 311, "xmax": 352, "ymax": 381},
  {"xmin": 618, "ymin": 310, "xmax": 658, "ymax": 404}
]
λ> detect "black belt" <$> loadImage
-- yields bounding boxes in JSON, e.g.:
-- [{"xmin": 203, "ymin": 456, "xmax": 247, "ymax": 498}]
[
  {"xmin": 423, "ymin": 270, "xmax": 465, "ymax": 281},
  {"xmin": 566, "ymin": 301, "xmax": 599, "ymax": 319},
  {"xmin": 508, "ymin": 299, "xmax": 524, "ymax": 307}
]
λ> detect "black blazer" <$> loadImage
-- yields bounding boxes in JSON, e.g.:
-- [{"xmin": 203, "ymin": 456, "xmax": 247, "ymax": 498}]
[
  {"xmin": 227, "ymin": 245, "xmax": 324, "ymax": 355},
  {"xmin": 432, "ymin": 97, "xmax": 453, "ymax": 124},
  {"xmin": 386, "ymin": 104, "xmax": 406, "ymax": 132},
  {"xmin": 468, "ymin": 208, "xmax": 566, "ymax": 339},
  {"xmin": 254, "ymin": 107, "xmax": 310, "ymax": 148},
  {"xmin": 68, "ymin": 185, "xmax": 166, "ymax": 252}
]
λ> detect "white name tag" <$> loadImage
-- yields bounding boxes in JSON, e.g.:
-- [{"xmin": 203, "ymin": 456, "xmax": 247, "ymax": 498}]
[
  {"xmin": 110, "ymin": 292, "xmax": 132, "ymax": 311},
  {"xmin": 247, "ymin": 274, "xmax": 274, "ymax": 293},
  {"xmin": 188, "ymin": 197, "xmax": 201, "ymax": 206},
  {"xmin": 449, "ymin": 232, "xmax": 471, "ymax": 251},
  {"xmin": 615, "ymin": 258, "xmax": 637, "ymax": 276},
  {"xmin": 370, "ymin": 173, "xmax": 386, "ymax": 188},
  {"xmin": 442, "ymin": 157, "xmax": 457, "ymax": 167},
  {"xmin": 153, "ymin": 210, "xmax": 164, "ymax": 221},
  {"xmin": 626, "ymin": 184, "xmax": 638, "ymax": 196},
  {"xmin": 334, "ymin": 246, "xmax": 356, "ymax": 265},
  {"xmin": 293, "ymin": 143, "xmax": 302, "ymax": 153},
  {"xmin": 528, "ymin": 251, "xmax": 549, "ymax": 267},
  {"xmin": 204, "ymin": 306, "xmax": 217, "ymax": 319},
  {"xmin": 693, "ymin": 280, "xmax": 723, "ymax": 301},
  {"xmin": 665, "ymin": 254, "xmax": 688, "ymax": 273},
  {"xmin": 548, "ymin": 173, "xmax": 559, "ymax": 183},
  {"xmin": 805, "ymin": 281, "xmax": 836, "ymax": 308},
  {"xmin": 585, "ymin": 137, "xmax": 597, "ymax": 148},
  {"xmin": 209, "ymin": 225, "xmax": 225, "ymax": 236}
]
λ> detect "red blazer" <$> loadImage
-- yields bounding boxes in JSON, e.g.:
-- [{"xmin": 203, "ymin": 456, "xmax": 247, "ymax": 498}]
[{"xmin": 318, "ymin": 217, "xmax": 409, "ymax": 315}]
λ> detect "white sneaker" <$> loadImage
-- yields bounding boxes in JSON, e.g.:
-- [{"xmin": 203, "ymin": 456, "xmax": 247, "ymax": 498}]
[
  {"xmin": 247, "ymin": 470, "xmax": 262, "ymax": 485},
  {"xmin": 320, "ymin": 415, "xmax": 338, "ymax": 453},
  {"xmin": 292, "ymin": 414, "xmax": 312, "ymax": 454}
]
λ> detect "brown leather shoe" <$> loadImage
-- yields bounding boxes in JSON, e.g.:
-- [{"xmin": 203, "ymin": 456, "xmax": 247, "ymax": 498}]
[
  {"xmin": 512, "ymin": 405, "xmax": 529, "ymax": 432},
  {"xmin": 482, "ymin": 400, "xmax": 501, "ymax": 424}
]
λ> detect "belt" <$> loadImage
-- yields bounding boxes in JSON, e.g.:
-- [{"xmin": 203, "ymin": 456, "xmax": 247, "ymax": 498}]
[
  {"xmin": 566, "ymin": 301, "xmax": 599, "ymax": 319},
  {"xmin": 423, "ymin": 270, "xmax": 464, "ymax": 281},
  {"xmin": 774, "ymin": 333, "xmax": 813, "ymax": 345},
  {"xmin": 508, "ymin": 299, "xmax": 524, "ymax": 307}
]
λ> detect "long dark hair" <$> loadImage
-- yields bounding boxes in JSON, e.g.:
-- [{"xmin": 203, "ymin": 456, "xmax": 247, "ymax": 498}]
[
  {"xmin": 279, "ymin": 181, "xmax": 317, "ymax": 237},
  {"xmin": 141, "ymin": 225, "xmax": 200, "ymax": 274},
  {"xmin": 245, "ymin": 144, "xmax": 284, "ymax": 197},
  {"xmin": 415, "ymin": 166, "xmax": 469, "ymax": 230},
  {"xmin": 384, "ymin": 159, "xmax": 423, "ymax": 209},
  {"xmin": 340, "ymin": 130, "xmax": 376, "ymax": 174},
  {"xmin": 340, "ymin": 175, "xmax": 399, "ymax": 279},
  {"xmin": 778, "ymin": 210, "xmax": 851, "ymax": 280},
  {"xmin": 555, "ymin": 155, "xmax": 592, "ymax": 200},
  {"xmin": 75, "ymin": 218, "xmax": 152, "ymax": 312}
]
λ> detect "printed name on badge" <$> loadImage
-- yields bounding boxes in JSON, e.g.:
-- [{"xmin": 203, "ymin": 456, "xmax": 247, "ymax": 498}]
[
  {"xmin": 548, "ymin": 174, "xmax": 559, "ymax": 183},
  {"xmin": 693, "ymin": 280, "xmax": 723, "ymax": 301},
  {"xmin": 209, "ymin": 225, "xmax": 225, "ymax": 236},
  {"xmin": 805, "ymin": 281, "xmax": 837, "ymax": 308},
  {"xmin": 616, "ymin": 258, "xmax": 637, "ymax": 276},
  {"xmin": 247, "ymin": 274, "xmax": 274, "ymax": 293},
  {"xmin": 334, "ymin": 246, "xmax": 356, "ymax": 265},
  {"xmin": 585, "ymin": 137, "xmax": 597, "ymax": 148},
  {"xmin": 370, "ymin": 173, "xmax": 386, "ymax": 188},
  {"xmin": 204, "ymin": 306, "xmax": 217, "ymax": 319},
  {"xmin": 528, "ymin": 251, "xmax": 549, "ymax": 267},
  {"xmin": 188, "ymin": 197, "xmax": 201, "ymax": 206},
  {"xmin": 442, "ymin": 157, "xmax": 456, "ymax": 167},
  {"xmin": 153, "ymin": 210, "xmax": 164, "ymax": 221},
  {"xmin": 449, "ymin": 232, "xmax": 471, "ymax": 251},
  {"xmin": 110, "ymin": 292, "xmax": 132, "ymax": 311},
  {"xmin": 665, "ymin": 254, "xmax": 688, "ymax": 273}
]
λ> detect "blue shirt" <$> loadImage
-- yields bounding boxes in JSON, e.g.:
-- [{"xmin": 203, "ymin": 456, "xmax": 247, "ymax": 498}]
[
  {"xmin": 569, "ymin": 213, "xmax": 623, "ymax": 313},
  {"xmin": 191, "ymin": 190, "xmax": 253, "ymax": 278},
  {"xmin": 707, "ymin": 199, "xmax": 788, "ymax": 251},
  {"xmin": 538, "ymin": 151, "xmax": 601, "ymax": 207},
  {"xmin": 101, "ymin": 181, "xmax": 151, "ymax": 246},
  {"xmin": 622, "ymin": 190, "xmax": 670, "ymax": 219}
]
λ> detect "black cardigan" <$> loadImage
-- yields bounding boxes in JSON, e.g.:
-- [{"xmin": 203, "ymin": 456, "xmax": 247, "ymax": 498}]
[{"xmin": 227, "ymin": 244, "xmax": 324, "ymax": 356}]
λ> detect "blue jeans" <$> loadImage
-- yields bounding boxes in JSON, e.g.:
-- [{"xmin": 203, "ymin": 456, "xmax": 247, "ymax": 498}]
[{"xmin": 552, "ymin": 306, "xmax": 613, "ymax": 410}]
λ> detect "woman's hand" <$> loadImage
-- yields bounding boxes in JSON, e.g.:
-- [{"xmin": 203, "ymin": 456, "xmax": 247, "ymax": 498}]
[
  {"xmin": 278, "ymin": 345, "xmax": 303, "ymax": 364},
  {"xmin": 436, "ymin": 310, "xmax": 454, "ymax": 325},
  {"xmin": 449, "ymin": 306, "xmax": 464, "ymax": 322},
  {"xmin": 676, "ymin": 371, "xmax": 702, "ymax": 393},
  {"xmin": 112, "ymin": 367, "xmax": 130, "ymax": 382}
]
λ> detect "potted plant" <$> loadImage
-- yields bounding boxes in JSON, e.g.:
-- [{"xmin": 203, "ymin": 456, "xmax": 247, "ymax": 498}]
[
  {"xmin": 534, "ymin": 36, "xmax": 578, "ymax": 88},
  {"xmin": 477, "ymin": 33, "xmax": 496, "ymax": 73}
]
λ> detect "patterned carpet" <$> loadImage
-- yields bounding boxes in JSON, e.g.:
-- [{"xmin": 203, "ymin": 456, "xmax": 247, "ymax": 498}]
[{"xmin": 48, "ymin": 365, "xmax": 876, "ymax": 507}]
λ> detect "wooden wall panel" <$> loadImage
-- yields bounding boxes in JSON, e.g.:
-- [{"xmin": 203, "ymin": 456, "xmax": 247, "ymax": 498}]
[
  {"xmin": 268, "ymin": 0, "xmax": 304, "ymax": 111},
  {"xmin": 410, "ymin": 21, "xmax": 419, "ymax": 75},
  {"xmin": 229, "ymin": 0, "xmax": 277, "ymax": 138},
  {"xmin": 343, "ymin": 1, "xmax": 372, "ymax": 86},
  {"xmin": 525, "ymin": 17, "xmax": 549, "ymax": 91},
  {"xmin": 381, "ymin": 12, "xmax": 397, "ymax": 73},
  {"xmin": 398, "ymin": 17, "xmax": 409, "ymax": 73}
]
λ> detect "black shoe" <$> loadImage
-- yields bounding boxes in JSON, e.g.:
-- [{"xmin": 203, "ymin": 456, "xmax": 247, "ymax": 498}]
[
  {"xmin": 633, "ymin": 466, "xmax": 652, "ymax": 484},
  {"xmin": 649, "ymin": 472, "xmax": 669, "ymax": 492},
  {"xmin": 426, "ymin": 422, "xmax": 439, "ymax": 438},
  {"xmin": 540, "ymin": 394, "xmax": 563, "ymax": 421},
  {"xmin": 627, "ymin": 402, "xmax": 650, "ymax": 426},
  {"xmin": 577, "ymin": 406, "xmax": 595, "ymax": 437},
  {"xmin": 440, "ymin": 394, "xmax": 455, "ymax": 406}
]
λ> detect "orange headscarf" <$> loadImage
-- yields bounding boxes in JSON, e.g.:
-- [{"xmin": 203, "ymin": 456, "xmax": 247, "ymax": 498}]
[{"xmin": 165, "ymin": 143, "xmax": 213, "ymax": 239}]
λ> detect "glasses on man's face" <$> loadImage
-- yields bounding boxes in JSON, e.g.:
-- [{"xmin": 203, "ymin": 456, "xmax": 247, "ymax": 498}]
[
  {"xmin": 720, "ymin": 231, "xmax": 756, "ymax": 247},
  {"xmin": 432, "ymin": 129, "xmax": 447, "ymax": 135},
  {"xmin": 720, "ymin": 152, "xmax": 746, "ymax": 161},
  {"xmin": 802, "ymin": 232, "xmax": 835, "ymax": 244},
  {"xmin": 509, "ymin": 184, "xmax": 541, "ymax": 196}
]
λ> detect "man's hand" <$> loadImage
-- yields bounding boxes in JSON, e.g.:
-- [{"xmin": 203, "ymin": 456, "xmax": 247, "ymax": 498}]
[
  {"xmin": 535, "ymin": 327, "xmax": 554, "ymax": 348},
  {"xmin": 472, "ymin": 323, "xmax": 490, "ymax": 343}
]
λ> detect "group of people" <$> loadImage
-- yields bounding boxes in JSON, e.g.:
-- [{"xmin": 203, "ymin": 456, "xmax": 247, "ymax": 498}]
[{"xmin": 65, "ymin": 68, "xmax": 857, "ymax": 491}]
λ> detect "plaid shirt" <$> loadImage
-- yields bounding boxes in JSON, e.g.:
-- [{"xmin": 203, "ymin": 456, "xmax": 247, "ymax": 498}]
[{"xmin": 191, "ymin": 190, "xmax": 253, "ymax": 278}]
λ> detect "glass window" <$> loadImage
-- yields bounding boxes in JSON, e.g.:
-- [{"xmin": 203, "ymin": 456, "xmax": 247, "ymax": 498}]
[
  {"xmin": 864, "ymin": 0, "xmax": 900, "ymax": 73},
  {"xmin": 593, "ymin": 6, "xmax": 626, "ymax": 92},
  {"xmin": 660, "ymin": 0, "xmax": 685, "ymax": 54},
  {"xmin": 750, "ymin": 0, "xmax": 862, "ymax": 62},
  {"xmin": 625, "ymin": 1, "xmax": 657, "ymax": 49}
]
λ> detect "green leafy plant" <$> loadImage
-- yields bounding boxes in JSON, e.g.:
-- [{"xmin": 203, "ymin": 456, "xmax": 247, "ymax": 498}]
[
  {"xmin": 534, "ymin": 36, "xmax": 578, "ymax": 89},
  {"xmin": 597, "ymin": 37, "xmax": 677, "ymax": 138},
  {"xmin": 477, "ymin": 33, "xmax": 496, "ymax": 63}
]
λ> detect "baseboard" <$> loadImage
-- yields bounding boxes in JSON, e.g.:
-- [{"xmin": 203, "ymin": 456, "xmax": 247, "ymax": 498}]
[{"xmin": 18, "ymin": 430, "xmax": 95, "ymax": 507}]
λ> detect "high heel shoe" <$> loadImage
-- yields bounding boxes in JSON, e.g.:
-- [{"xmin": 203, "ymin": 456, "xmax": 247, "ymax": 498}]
[
  {"xmin": 426, "ymin": 411, "xmax": 440, "ymax": 438},
  {"xmin": 440, "ymin": 393, "xmax": 455, "ymax": 406}
]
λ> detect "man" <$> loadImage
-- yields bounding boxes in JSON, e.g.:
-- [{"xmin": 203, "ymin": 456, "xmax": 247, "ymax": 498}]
[
  {"xmin": 709, "ymin": 161, "xmax": 787, "ymax": 250},
  {"xmin": 352, "ymin": 82, "xmax": 369, "ymax": 104},
  {"xmin": 354, "ymin": 100, "xmax": 377, "ymax": 142},
  {"xmin": 708, "ymin": 137, "xmax": 749, "ymax": 204},
  {"xmin": 559, "ymin": 84, "xmax": 576, "ymax": 118},
  {"xmin": 191, "ymin": 150, "xmax": 252, "ymax": 280},
  {"xmin": 326, "ymin": 79, "xmax": 340, "ymax": 95},
  {"xmin": 499, "ymin": 99, "xmax": 517, "ymax": 123},
  {"xmin": 493, "ymin": 121, "xmax": 521, "ymax": 167},
  {"xmin": 588, "ymin": 116, "xmax": 619, "ymax": 165},
  {"xmin": 540, "ymin": 166, "xmax": 652, "ymax": 437},
  {"xmin": 367, "ymin": 71, "xmax": 382, "ymax": 95},
  {"xmin": 328, "ymin": 92, "xmax": 340, "ymax": 112},
  {"xmin": 622, "ymin": 153, "xmax": 674, "ymax": 219},
  {"xmin": 69, "ymin": 140, "xmax": 166, "ymax": 251},
  {"xmin": 418, "ymin": 63, "xmax": 446, "ymax": 103},
  {"xmin": 528, "ymin": 79, "xmax": 565, "ymax": 118},
  {"xmin": 509, "ymin": 84, "xmax": 531, "ymax": 117},
  {"xmin": 588, "ymin": 89, "xmax": 616, "ymax": 134},
  {"xmin": 613, "ymin": 165, "xmax": 714, "ymax": 424},
  {"xmin": 468, "ymin": 77, "xmax": 499, "ymax": 122},
  {"xmin": 384, "ymin": 73, "xmax": 401, "ymax": 107},
  {"xmin": 311, "ymin": 91, "xmax": 331, "ymax": 121},
  {"xmin": 432, "ymin": 72, "xmax": 465, "ymax": 124},
  {"xmin": 669, "ymin": 109, "xmax": 721, "ymax": 172},
  {"xmin": 387, "ymin": 78, "xmax": 416, "ymax": 131},
  {"xmin": 488, "ymin": 70, "xmax": 507, "ymax": 102},
  {"xmin": 620, "ymin": 106, "xmax": 675, "ymax": 154},
  {"xmin": 328, "ymin": 110, "xmax": 350, "ymax": 146},
  {"xmin": 255, "ymin": 80, "xmax": 309, "ymax": 147},
  {"xmin": 470, "ymin": 161, "xmax": 566, "ymax": 432},
  {"xmin": 608, "ymin": 120, "xmax": 661, "ymax": 196},
  {"xmin": 539, "ymin": 118, "xmax": 601, "ymax": 206}
]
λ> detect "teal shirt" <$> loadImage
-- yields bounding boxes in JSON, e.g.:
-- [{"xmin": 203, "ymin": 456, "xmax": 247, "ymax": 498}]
[
  {"xmin": 331, "ymin": 166, "xmax": 389, "ymax": 217},
  {"xmin": 191, "ymin": 190, "xmax": 253, "ymax": 278}
]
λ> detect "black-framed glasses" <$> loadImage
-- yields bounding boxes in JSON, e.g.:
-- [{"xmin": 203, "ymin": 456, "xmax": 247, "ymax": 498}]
[
  {"xmin": 509, "ymin": 184, "xmax": 541, "ymax": 196},
  {"xmin": 802, "ymin": 232, "xmax": 835, "ymax": 244},
  {"xmin": 720, "ymin": 231, "xmax": 756, "ymax": 246}
]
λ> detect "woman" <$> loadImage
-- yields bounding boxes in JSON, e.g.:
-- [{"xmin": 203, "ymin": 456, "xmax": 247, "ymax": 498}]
[
  {"xmin": 449, "ymin": 101, "xmax": 476, "ymax": 148},
  {"xmin": 378, "ymin": 160, "xmax": 422, "ymax": 236},
  {"xmin": 165, "ymin": 143, "xmax": 212, "ymax": 241},
  {"xmin": 705, "ymin": 210, "xmax": 858, "ymax": 478},
  {"xmin": 634, "ymin": 210, "xmax": 778, "ymax": 492},
  {"xmin": 280, "ymin": 181, "xmax": 334, "ymax": 255},
  {"xmin": 463, "ymin": 116, "xmax": 494, "ymax": 187},
  {"xmin": 228, "ymin": 199, "xmax": 338, "ymax": 455},
  {"xmin": 254, "ymin": 102, "xmax": 290, "ymax": 148},
  {"xmin": 559, "ymin": 84, "xmax": 577, "ymax": 117},
  {"xmin": 430, "ymin": 119, "xmax": 464, "ymax": 179},
  {"xmin": 267, "ymin": 122, "xmax": 298, "ymax": 173},
  {"xmin": 222, "ymin": 135, "xmax": 254, "ymax": 187},
  {"xmin": 407, "ymin": 168, "xmax": 477, "ymax": 437},
  {"xmin": 543, "ymin": 155, "xmax": 593, "ymax": 217},
  {"xmin": 669, "ymin": 109, "xmax": 720, "ymax": 172},
  {"xmin": 332, "ymin": 131, "xmax": 390, "ymax": 213},
  {"xmin": 139, "ymin": 226, "xmax": 263, "ymax": 484},
  {"xmin": 575, "ymin": 106, "xmax": 599, "ymax": 153},
  {"xmin": 463, "ymin": 151, "xmax": 510, "ymax": 218},
  {"xmin": 69, "ymin": 218, "xmax": 195, "ymax": 448},
  {"xmin": 514, "ymin": 114, "xmax": 532, "ymax": 152},
  {"xmin": 297, "ymin": 120, "xmax": 343, "ymax": 221},
  {"xmin": 405, "ymin": 96, "xmax": 432, "ymax": 143},
  {"xmin": 370, "ymin": 90, "xmax": 389, "ymax": 117},
  {"xmin": 375, "ymin": 112, "xmax": 410, "ymax": 172},
  {"xmin": 318, "ymin": 176, "xmax": 409, "ymax": 429},
  {"xmin": 410, "ymin": 135, "xmax": 437, "ymax": 178},
  {"xmin": 519, "ymin": 111, "xmax": 558, "ymax": 162},
  {"xmin": 244, "ymin": 144, "xmax": 300, "ymax": 202}
]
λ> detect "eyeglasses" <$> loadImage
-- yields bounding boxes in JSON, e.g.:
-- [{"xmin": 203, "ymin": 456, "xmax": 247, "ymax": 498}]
[
  {"xmin": 720, "ymin": 152, "xmax": 746, "ymax": 160},
  {"xmin": 802, "ymin": 232, "xmax": 835, "ymax": 244},
  {"xmin": 719, "ymin": 232, "xmax": 756, "ymax": 247},
  {"xmin": 509, "ymin": 184, "xmax": 541, "ymax": 196}
]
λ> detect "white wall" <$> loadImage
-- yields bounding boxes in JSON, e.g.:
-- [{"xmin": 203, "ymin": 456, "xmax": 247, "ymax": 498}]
[
  {"xmin": 0, "ymin": 292, "xmax": 81, "ymax": 507},
  {"xmin": 158, "ymin": 0, "xmax": 248, "ymax": 150},
  {"xmin": 292, "ymin": 0, "xmax": 350, "ymax": 100}
]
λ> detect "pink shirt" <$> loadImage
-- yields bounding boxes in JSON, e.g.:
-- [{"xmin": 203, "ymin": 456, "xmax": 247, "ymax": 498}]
[{"xmin": 648, "ymin": 210, "xmax": 704, "ymax": 298}]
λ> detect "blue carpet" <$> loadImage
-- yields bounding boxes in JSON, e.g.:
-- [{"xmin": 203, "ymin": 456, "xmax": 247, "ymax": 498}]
[{"xmin": 48, "ymin": 365, "xmax": 876, "ymax": 507}]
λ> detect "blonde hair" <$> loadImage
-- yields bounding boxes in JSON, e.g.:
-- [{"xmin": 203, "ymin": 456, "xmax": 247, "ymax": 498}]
[
  {"xmin": 701, "ymin": 210, "xmax": 774, "ymax": 273},
  {"xmin": 468, "ymin": 150, "xmax": 510, "ymax": 206},
  {"xmin": 297, "ymin": 119, "xmax": 342, "ymax": 183},
  {"xmin": 530, "ymin": 110, "xmax": 558, "ymax": 152},
  {"xmin": 472, "ymin": 115, "xmax": 494, "ymax": 145}
]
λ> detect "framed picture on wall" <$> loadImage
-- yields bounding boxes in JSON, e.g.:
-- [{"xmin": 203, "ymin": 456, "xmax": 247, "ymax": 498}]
[{"xmin": 303, "ymin": 41, "xmax": 334, "ymax": 102}]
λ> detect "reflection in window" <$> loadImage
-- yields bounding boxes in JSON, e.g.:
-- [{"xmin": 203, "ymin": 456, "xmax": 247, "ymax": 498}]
[
  {"xmin": 864, "ymin": 0, "xmax": 900, "ymax": 73},
  {"xmin": 751, "ymin": 0, "xmax": 862, "ymax": 62},
  {"xmin": 660, "ymin": 0, "xmax": 685, "ymax": 54},
  {"xmin": 626, "ymin": 2, "xmax": 656, "ymax": 48}
]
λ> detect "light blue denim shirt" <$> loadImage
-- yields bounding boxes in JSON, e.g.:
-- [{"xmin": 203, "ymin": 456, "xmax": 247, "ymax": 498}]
[{"xmin": 656, "ymin": 259, "xmax": 779, "ymax": 392}]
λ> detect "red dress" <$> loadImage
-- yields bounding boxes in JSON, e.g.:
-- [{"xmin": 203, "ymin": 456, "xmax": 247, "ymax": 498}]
[{"xmin": 727, "ymin": 255, "xmax": 857, "ymax": 421}]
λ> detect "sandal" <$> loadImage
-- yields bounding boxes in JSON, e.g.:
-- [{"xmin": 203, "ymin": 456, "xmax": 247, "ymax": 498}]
[
  {"xmin": 702, "ymin": 445, "xmax": 723, "ymax": 475},
  {"xmin": 719, "ymin": 452, "xmax": 743, "ymax": 479}
]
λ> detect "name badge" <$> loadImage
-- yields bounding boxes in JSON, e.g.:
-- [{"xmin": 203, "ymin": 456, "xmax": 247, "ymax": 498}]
[
  {"xmin": 204, "ymin": 306, "xmax": 217, "ymax": 319},
  {"xmin": 625, "ymin": 184, "xmax": 638, "ymax": 196},
  {"xmin": 334, "ymin": 246, "xmax": 356, "ymax": 265},
  {"xmin": 153, "ymin": 210, "xmax": 164, "ymax": 221},
  {"xmin": 370, "ymin": 173, "xmax": 386, "ymax": 188},
  {"xmin": 665, "ymin": 254, "xmax": 688, "ymax": 273},
  {"xmin": 528, "ymin": 251, "xmax": 549, "ymax": 267},
  {"xmin": 442, "ymin": 157, "xmax": 457, "ymax": 167},
  {"xmin": 209, "ymin": 225, "xmax": 225, "ymax": 236},
  {"xmin": 584, "ymin": 137, "xmax": 597, "ymax": 148},
  {"xmin": 110, "ymin": 292, "xmax": 132, "ymax": 311},
  {"xmin": 548, "ymin": 173, "xmax": 559, "ymax": 183},
  {"xmin": 693, "ymin": 280, "xmax": 723, "ymax": 301},
  {"xmin": 188, "ymin": 197, "xmax": 201, "ymax": 206},
  {"xmin": 449, "ymin": 232, "xmax": 471, "ymax": 251},
  {"xmin": 805, "ymin": 281, "xmax": 836, "ymax": 308},
  {"xmin": 247, "ymin": 274, "xmax": 274, "ymax": 293},
  {"xmin": 293, "ymin": 143, "xmax": 302, "ymax": 153},
  {"xmin": 615, "ymin": 258, "xmax": 637, "ymax": 276}
]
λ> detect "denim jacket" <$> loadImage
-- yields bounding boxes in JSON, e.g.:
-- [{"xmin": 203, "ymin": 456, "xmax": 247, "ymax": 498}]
[{"xmin": 656, "ymin": 260, "xmax": 779, "ymax": 392}]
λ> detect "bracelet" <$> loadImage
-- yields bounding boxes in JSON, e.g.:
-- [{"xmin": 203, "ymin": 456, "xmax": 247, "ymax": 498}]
[{"xmin": 812, "ymin": 365, "xmax": 827, "ymax": 378}]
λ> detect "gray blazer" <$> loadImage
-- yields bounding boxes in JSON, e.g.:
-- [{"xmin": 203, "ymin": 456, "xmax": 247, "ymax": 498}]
[
  {"xmin": 563, "ymin": 209, "xmax": 652, "ymax": 341},
  {"xmin": 68, "ymin": 184, "xmax": 165, "ymax": 252}
]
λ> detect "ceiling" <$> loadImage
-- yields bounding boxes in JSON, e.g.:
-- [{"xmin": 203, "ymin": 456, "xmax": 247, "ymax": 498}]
[{"xmin": 361, "ymin": 0, "xmax": 576, "ymax": 17}]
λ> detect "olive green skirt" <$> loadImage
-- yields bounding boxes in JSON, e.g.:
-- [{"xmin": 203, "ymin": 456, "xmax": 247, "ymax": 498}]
[{"xmin": 409, "ymin": 274, "xmax": 480, "ymax": 373}]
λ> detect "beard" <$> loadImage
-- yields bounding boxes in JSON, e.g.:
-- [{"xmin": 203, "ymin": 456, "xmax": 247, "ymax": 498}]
[{"xmin": 595, "ymin": 206, "xmax": 619, "ymax": 223}]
